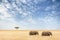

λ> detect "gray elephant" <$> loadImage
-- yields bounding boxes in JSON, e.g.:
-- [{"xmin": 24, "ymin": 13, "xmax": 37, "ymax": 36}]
[
  {"xmin": 42, "ymin": 31, "xmax": 52, "ymax": 36},
  {"xmin": 29, "ymin": 31, "xmax": 39, "ymax": 35}
]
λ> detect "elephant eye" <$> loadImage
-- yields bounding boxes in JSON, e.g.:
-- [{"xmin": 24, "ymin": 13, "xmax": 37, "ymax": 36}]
[
  {"xmin": 42, "ymin": 31, "xmax": 52, "ymax": 36},
  {"xmin": 29, "ymin": 31, "xmax": 39, "ymax": 35}
]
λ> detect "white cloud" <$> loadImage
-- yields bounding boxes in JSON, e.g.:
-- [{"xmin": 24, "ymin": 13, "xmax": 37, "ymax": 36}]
[
  {"xmin": 20, "ymin": 0, "xmax": 27, "ymax": 3},
  {"xmin": 27, "ymin": 18, "xmax": 36, "ymax": 24},
  {"xmin": 0, "ymin": 0, "xmax": 60, "ymax": 30},
  {"xmin": 0, "ymin": 4, "xmax": 18, "ymax": 30},
  {"xmin": 22, "ymin": 13, "xmax": 28, "ymax": 17},
  {"xmin": 34, "ymin": 0, "xmax": 46, "ymax": 3},
  {"xmin": 4, "ymin": 3, "xmax": 11, "ymax": 8},
  {"xmin": 45, "ymin": 6, "xmax": 52, "ymax": 11},
  {"xmin": 43, "ymin": 14, "xmax": 59, "ymax": 29},
  {"xmin": 52, "ymin": 0, "xmax": 56, "ymax": 2},
  {"xmin": 0, "ymin": 5, "xmax": 11, "ymax": 18},
  {"xmin": 16, "ymin": 0, "xmax": 27, "ymax": 4},
  {"xmin": 36, "ymin": 12, "xmax": 59, "ymax": 30},
  {"xmin": 0, "ymin": 20, "xmax": 18, "ymax": 30}
]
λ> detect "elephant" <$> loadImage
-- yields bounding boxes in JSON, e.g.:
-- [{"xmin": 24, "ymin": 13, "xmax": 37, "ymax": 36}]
[
  {"xmin": 42, "ymin": 31, "xmax": 52, "ymax": 36},
  {"xmin": 29, "ymin": 31, "xmax": 39, "ymax": 35}
]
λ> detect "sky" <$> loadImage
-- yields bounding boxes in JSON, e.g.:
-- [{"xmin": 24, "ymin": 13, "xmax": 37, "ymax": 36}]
[{"xmin": 0, "ymin": 0, "xmax": 60, "ymax": 30}]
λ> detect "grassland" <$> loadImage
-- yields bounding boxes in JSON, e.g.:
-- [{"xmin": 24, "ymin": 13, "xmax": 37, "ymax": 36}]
[{"xmin": 0, "ymin": 30, "xmax": 60, "ymax": 40}]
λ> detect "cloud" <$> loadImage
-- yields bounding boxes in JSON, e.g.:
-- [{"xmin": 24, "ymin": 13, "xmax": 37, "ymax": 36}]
[
  {"xmin": 0, "ymin": 5, "xmax": 11, "ymax": 19},
  {"xmin": 0, "ymin": 0, "xmax": 60, "ymax": 30},
  {"xmin": 45, "ymin": 6, "xmax": 52, "ymax": 11},
  {"xmin": 0, "ymin": 20, "xmax": 19, "ymax": 30},
  {"xmin": 19, "ymin": 0, "xmax": 27, "ymax": 4},
  {"xmin": 52, "ymin": 0, "xmax": 56, "ymax": 2},
  {"xmin": 0, "ymin": 3, "xmax": 18, "ymax": 30},
  {"xmin": 27, "ymin": 18, "xmax": 36, "ymax": 24}
]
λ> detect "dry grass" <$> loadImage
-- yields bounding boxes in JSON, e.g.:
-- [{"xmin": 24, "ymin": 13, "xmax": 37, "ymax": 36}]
[{"xmin": 0, "ymin": 30, "xmax": 60, "ymax": 40}]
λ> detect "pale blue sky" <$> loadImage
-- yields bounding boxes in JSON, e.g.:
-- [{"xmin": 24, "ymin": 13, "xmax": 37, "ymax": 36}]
[{"xmin": 0, "ymin": 0, "xmax": 60, "ymax": 30}]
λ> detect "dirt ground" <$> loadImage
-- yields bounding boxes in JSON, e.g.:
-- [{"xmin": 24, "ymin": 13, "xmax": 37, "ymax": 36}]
[{"xmin": 0, "ymin": 30, "xmax": 60, "ymax": 40}]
